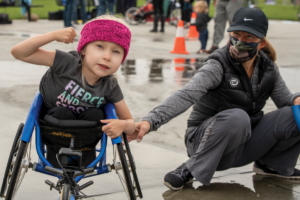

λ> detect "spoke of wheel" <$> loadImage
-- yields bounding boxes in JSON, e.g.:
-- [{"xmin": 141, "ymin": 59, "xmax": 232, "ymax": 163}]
[
  {"xmin": 117, "ymin": 171, "xmax": 130, "ymax": 200},
  {"xmin": 123, "ymin": 145, "xmax": 136, "ymax": 190},
  {"xmin": 11, "ymin": 143, "xmax": 29, "ymax": 200},
  {"xmin": 12, "ymin": 170, "xmax": 26, "ymax": 200}
]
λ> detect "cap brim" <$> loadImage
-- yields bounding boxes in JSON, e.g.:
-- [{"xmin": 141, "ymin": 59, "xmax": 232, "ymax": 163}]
[{"xmin": 227, "ymin": 25, "xmax": 264, "ymax": 39}]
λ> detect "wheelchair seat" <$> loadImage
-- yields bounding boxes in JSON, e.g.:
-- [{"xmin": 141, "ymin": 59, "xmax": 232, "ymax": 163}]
[{"xmin": 39, "ymin": 115, "xmax": 103, "ymax": 168}]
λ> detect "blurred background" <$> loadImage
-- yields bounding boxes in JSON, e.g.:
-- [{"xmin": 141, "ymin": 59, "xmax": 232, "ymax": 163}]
[{"xmin": 0, "ymin": 0, "xmax": 299, "ymax": 21}]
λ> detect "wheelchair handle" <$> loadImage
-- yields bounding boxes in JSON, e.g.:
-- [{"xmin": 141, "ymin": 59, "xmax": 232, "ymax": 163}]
[
  {"xmin": 45, "ymin": 166, "xmax": 95, "ymax": 177},
  {"xmin": 74, "ymin": 167, "xmax": 95, "ymax": 177},
  {"xmin": 44, "ymin": 166, "xmax": 64, "ymax": 177}
]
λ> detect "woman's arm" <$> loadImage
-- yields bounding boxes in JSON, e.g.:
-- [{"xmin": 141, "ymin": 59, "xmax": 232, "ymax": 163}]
[
  {"xmin": 127, "ymin": 59, "xmax": 224, "ymax": 142},
  {"xmin": 101, "ymin": 99, "xmax": 135, "ymax": 138},
  {"xmin": 11, "ymin": 27, "xmax": 76, "ymax": 67},
  {"xmin": 270, "ymin": 66, "xmax": 300, "ymax": 108}
]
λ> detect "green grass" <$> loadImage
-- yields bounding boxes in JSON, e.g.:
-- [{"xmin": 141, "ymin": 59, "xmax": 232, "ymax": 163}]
[
  {"xmin": 208, "ymin": 1, "xmax": 299, "ymax": 21},
  {"xmin": 0, "ymin": 0, "xmax": 299, "ymax": 21},
  {"xmin": 0, "ymin": 0, "xmax": 146, "ymax": 20}
]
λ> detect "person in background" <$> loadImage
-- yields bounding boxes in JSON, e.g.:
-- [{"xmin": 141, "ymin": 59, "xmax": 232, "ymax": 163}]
[
  {"xmin": 150, "ymin": 0, "xmax": 165, "ymax": 33},
  {"xmin": 179, "ymin": 0, "xmax": 195, "ymax": 25},
  {"xmin": 206, "ymin": 0, "xmax": 242, "ymax": 54},
  {"xmin": 20, "ymin": 0, "xmax": 39, "ymax": 21},
  {"xmin": 63, "ymin": 0, "xmax": 76, "ymax": 27},
  {"xmin": 198, "ymin": 0, "xmax": 211, "ymax": 15},
  {"xmin": 72, "ymin": 0, "xmax": 88, "ymax": 24},
  {"xmin": 97, "ymin": 0, "xmax": 117, "ymax": 16},
  {"xmin": 192, "ymin": 0, "xmax": 211, "ymax": 54},
  {"xmin": 122, "ymin": 0, "xmax": 135, "ymax": 14}
]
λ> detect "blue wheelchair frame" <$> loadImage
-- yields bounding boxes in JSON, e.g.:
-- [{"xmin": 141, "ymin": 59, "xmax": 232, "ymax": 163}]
[{"xmin": 21, "ymin": 91, "xmax": 122, "ymax": 190}]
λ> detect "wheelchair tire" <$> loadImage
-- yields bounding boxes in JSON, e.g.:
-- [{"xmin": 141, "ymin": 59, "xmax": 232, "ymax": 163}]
[
  {"xmin": 0, "ymin": 123, "xmax": 24, "ymax": 198},
  {"xmin": 116, "ymin": 143, "xmax": 136, "ymax": 200},
  {"xmin": 122, "ymin": 133, "xmax": 143, "ymax": 199},
  {"xmin": 125, "ymin": 7, "xmax": 141, "ymax": 25},
  {"xmin": 61, "ymin": 184, "xmax": 71, "ymax": 200},
  {"xmin": 5, "ymin": 139, "xmax": 29, "ymax": 200},
  {"xmin": 169, "ymin": 8, "xmax": 181, "ymax": 26}
]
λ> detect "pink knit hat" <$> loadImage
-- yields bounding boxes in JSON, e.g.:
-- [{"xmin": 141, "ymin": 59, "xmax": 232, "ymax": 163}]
[{"xmin": 77, "ymin": 19, "xmax": 131, "ymax": 63}]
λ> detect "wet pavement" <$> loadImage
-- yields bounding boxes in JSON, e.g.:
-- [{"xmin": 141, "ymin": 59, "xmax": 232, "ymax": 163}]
[{"xmin": 0, "ymin": 19, "xmax": 300, "ymax": 199}]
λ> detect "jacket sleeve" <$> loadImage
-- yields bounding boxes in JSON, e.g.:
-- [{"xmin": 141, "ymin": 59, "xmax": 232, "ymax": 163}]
[
  {"xmin": 142, "ymin": 59, "xmax": 223, "ymax": 132},
  {"xmin": 270, "ymin": 65, "xmax": 300, "ymax": 108},
  {"xmin": 191, "ymin": 14, "xmax": 204, "ymax": 27}
]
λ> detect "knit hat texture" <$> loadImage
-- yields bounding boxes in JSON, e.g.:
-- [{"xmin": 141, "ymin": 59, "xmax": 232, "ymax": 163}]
[{"xmin": 77, "ymin": 19, "xmax": 131, "ymax": 63}]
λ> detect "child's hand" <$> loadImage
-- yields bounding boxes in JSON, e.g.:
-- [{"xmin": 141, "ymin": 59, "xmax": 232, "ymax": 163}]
[
  {"xmin": 101, "ymin": 119, "xmax": 126, "ymax": 139},
  {"xmin": 52, "ymin": 27, "xmax": 77, "ymax": 44}
]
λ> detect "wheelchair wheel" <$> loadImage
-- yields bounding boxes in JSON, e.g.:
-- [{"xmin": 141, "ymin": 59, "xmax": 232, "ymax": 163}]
[
  {"xmin": 122, "ymin": 133, "xmax": 143, "ymax": 199},
  {"xmin": 3, "ymin": 125, "xmax": 30, "ymax": 200},
  {"xmin": 125, "ymin": 7, "xmax": 141, "ymax": 25},
  {"xmin": 0, "ymin": 123, "xmax": 24, "ymax": 198},
  {"xmin": 114, "ymin": 143, "xmax": 136, "ymax": 200},
  {"xmin": 61, "ymin": 184, "xmax": 71, "ymax": 200},
  {"xmin": 169, "ymin": 8, "xmax": 181, "ymax": 26}
]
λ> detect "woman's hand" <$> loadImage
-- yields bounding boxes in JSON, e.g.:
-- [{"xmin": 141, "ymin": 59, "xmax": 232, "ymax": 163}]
[
  {"xmin": 101, "ymin": 119, "xmax": 126, "ymax": 139},
  {"xmin": 294, "ymin": 97, "xmax": 300, "ymax": 105},
  {"xmin": 127, "ymin": 121, "xmax": 150, "ymax": 143},
  {"xmin": 52, "ymin": 27, "xmax": 77, "ymax": 44}
]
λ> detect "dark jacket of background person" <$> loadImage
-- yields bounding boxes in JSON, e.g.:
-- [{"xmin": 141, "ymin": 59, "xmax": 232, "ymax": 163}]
[
  {"xmin": 179, "ymin": 0, "xmax": 195, "ymax": 22},
  {"xmin": 192, "ymin": 12, "xmax": 211, "ymax": 32}
]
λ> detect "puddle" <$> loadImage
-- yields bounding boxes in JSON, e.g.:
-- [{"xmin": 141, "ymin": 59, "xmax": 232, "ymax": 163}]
[
  {"xmin": 121, "ymin": 58, "xmax": 204, "ymax": 85},
  {"xmin": 162, "ymin": 174, "xmax": 300, "ymax": 200}
]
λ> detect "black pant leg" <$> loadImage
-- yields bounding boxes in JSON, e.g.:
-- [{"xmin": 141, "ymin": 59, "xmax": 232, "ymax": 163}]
[
  {"xmin": 233, "ymin": 107, "xmax": 300, "ymax": 176},
  {"xmin": 158, "ymin": 0, "xmax": 164, "ymax": 15},
  {"xmin": 78, "ymin": 108, "xmax": 106, "ymax": 125},
  {"xmin": 152, "ymin": 0, "xmax": 158, "ymax": 14},
  {"xmin": 46, "ymin": 107, "xmax": 77, "ymax": 120}
]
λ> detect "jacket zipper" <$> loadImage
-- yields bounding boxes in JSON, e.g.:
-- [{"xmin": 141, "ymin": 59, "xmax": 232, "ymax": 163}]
[{"xmin": 238, "ymin": 63, "xmax": 256, "ymax": 115}]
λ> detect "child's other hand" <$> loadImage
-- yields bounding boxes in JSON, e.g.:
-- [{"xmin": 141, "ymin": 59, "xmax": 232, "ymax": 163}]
[
  {"xmin": 101, "ymin": 119, "xmax": 126, "ymax": 139},
  {"xmin": 52, "ymin": 27, "xmax": 77, "ymax": 44},
  {"xmin": 127, "ymin": 121, "xmax": 150, "ymax": 143}
]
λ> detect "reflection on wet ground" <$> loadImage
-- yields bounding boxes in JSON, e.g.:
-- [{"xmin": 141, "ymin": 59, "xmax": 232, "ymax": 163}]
[
  {"xmin": 121, "ymin": 58, "xmax": 204, "ymax": 83},
  {"xmin": 162, "ymin": 174, "xmax": 300, "ymax": 200}
]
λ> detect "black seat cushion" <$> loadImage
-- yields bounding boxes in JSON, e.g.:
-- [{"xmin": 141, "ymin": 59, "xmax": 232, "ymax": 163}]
[{"xmin": 39, "ymin": 115, "xmax": 103, "ymax": 168}]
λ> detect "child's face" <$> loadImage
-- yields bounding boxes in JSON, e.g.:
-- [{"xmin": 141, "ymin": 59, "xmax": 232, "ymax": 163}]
[
  {"xmin": 81, "ymin": 41, "xmax": 124, "ymax": 81},
  {"xmin": 193, "ymin": 6, "xmax": 202, "ymax": 13}
]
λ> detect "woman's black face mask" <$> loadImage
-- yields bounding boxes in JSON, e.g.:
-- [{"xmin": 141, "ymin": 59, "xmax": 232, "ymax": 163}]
[{"xmin": 227, "ymin": 36, "xmax": 261, "ymax": 63}]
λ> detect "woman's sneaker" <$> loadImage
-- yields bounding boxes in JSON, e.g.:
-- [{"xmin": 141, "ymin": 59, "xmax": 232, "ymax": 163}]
[
  {"xmin": 163, "ymin": 163, "xmax": 194, "ymax": 191},
  {"xmin": 253, "ymin": 161, "xmax": 300, "ymax": 179}
]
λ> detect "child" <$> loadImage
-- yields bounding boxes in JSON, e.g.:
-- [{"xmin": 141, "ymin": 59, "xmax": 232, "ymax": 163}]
[
  {"xmin": 11, "ymin": 15, "xmax": 135, "ymax": 139},
  {"xmin": 192, "ymin": 1, "xmax": 211, "ymax": 54}
]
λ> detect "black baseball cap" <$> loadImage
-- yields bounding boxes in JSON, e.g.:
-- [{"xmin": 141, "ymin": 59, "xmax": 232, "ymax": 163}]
[{"xmin": 227, "ymin": 8, "xmax": 268, "ymax": 39}]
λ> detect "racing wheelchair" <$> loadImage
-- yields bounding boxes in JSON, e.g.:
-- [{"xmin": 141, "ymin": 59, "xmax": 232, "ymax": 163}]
[{"xmin": 0, "ymin": 92, "xmax": 143, "ymax": 200}]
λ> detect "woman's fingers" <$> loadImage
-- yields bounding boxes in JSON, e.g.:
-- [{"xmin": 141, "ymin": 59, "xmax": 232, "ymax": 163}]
[{"xmin": 136, "ymin": 121, "xmax": 150, "ymax": 143}]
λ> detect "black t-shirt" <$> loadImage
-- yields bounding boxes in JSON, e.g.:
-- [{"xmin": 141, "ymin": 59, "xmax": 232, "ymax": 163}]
[{"xmin": 39, "ymin": 50, "xmax": 123, "ymax": 115}]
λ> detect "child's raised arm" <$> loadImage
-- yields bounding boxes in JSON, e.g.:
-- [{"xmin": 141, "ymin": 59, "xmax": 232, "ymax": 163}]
[{"xmin": 11, "ymin": 27, "xmax": 77, "ymax": 67}]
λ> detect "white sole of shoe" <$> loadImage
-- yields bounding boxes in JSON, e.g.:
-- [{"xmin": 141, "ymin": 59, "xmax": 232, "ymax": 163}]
[
  {"xmin": 186, "ymin": 179, "xmax": 194, "ymax": 184},
  {"xmin": 253, "ymin": 165, "xmax": 300, "ymax": 180},
  {"xmin": 162, "ymin": 179, "xmax": 184, "ymax": 191}
]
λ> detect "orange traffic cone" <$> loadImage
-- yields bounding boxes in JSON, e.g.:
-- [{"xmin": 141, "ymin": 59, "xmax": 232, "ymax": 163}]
[
  {"xmin": 186, "ymin": 13, "xmax": 199, "ymax": 39},
  {"xmin": 174, "ymin": 58, "xmax": 185, "ymax": 71},
  {"xmin": 170, "ymin": 20, "xmax": 189, "ymax": 54}
]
